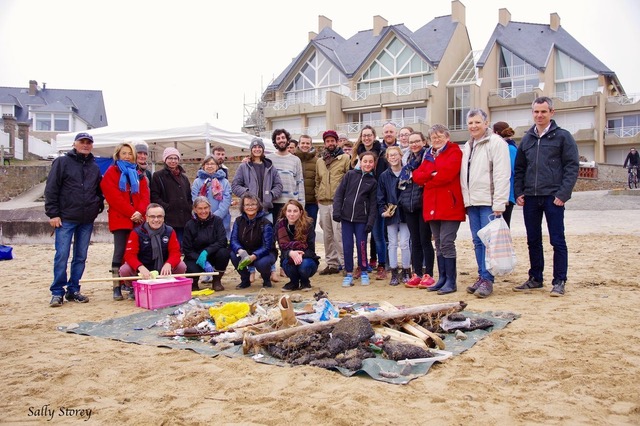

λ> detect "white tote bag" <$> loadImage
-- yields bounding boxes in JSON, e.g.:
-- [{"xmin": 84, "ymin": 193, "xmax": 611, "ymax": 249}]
[{"xmin": 477, "ymin": 214, "xmax": 517, "ymax": 276}]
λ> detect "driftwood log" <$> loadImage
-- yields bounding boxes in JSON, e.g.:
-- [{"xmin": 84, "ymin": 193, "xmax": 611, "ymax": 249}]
[
  {"xmin": 80, "ymin": 271, "xmax": 218, "ymax": 284},
  {"xmin": 243, "ymin": 301, "xmax": 465, "ymax": 353},
  {"xmin": 378, "ymin": 301, "xmax": 446, "ymax": 350}
]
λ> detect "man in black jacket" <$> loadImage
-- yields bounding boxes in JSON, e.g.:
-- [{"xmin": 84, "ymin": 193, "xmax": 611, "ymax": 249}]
[
  {"xmin": 513, "ymin": 97, "xmax": 579, "ymax": 297},
  {"xmin": 45, "ymin": 132, "xmax": 104, "ymax": 307}
]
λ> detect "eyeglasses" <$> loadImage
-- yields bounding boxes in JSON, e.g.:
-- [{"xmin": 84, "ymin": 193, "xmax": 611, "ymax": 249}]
[
  {"xmin": 409, "ymin": 140, "xmax": 424, "ymax": 145},
  {"xmin": 430, "ymin": 134, "xmax": 447, "ymax": 141},
  {"xmin": 147, "ymin": 215, "xmax": 165, "ymax": 220},
  {"xmin": 244, "ymin": 203, "xmax": 258, "ymax": 208},
  {"xmin": 399, "ymin": 133, "xmax": 411, "ymax": 137}
]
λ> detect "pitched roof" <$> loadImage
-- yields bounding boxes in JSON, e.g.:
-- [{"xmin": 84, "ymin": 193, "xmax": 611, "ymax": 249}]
[
  {"xmin": 477, "ymin": 21, "xmax": 614, "ymax": 76},
  {"xmin": 267, "ymin": 16, "xmax": 458, "ymax": 91},
  {"xmin": 0, "ymin": 84, "xmax": 107, "ymax": 128}
]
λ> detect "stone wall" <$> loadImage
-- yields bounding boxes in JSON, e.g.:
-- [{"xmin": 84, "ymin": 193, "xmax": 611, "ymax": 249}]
[{"xmin": 0, "ymin": 164, "xmax": 50, "ymax": 202}]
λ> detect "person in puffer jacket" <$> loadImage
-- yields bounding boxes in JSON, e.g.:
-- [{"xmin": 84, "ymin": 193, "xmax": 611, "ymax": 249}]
[{"xmin": 333, "ymin": 151, "xmax": 378, "ymax": 287}]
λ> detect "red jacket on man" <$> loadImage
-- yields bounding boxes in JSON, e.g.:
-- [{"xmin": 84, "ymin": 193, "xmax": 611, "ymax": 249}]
[
  {"xmin": 100, "ymin": 165, "xmax": 150, "ymax": 231},
  {"xmin": 412, "ymin": 141, "xmax": 466, "ymax": 222}
]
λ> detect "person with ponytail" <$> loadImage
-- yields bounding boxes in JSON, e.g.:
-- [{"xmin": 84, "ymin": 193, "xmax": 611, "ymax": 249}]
[{"xmin": 101, "ymin": 142, "xmax": 150, "ymax": 300}]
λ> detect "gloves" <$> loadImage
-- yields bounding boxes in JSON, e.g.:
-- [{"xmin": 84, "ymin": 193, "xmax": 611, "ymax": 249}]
[
  {"xmin": 204, "ymin": 262, "xmax": 214, "ymax": 273},
  {"xmin": 237, "ymin": 249, "xmax": 252, "ymax": 270},
  {"xmin": 365, "ymin": 224, "xmax": 373, "ymax": 233},
  {"xmin": 332, "ymin": 215, "xmax": 341, "ymax": 223},
  {"xmin": 196, "ymin": 250, "xmax": 208, "ymax": 269}
]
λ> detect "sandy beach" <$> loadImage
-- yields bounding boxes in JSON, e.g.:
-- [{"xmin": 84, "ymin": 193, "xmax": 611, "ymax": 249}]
[{"xmin": 1, "ymin": 192, "xmax": 639, "ymax": 425}]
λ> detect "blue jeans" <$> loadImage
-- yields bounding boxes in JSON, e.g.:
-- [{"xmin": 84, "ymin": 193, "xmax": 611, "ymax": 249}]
[
  {"xmin": 342, "ymin": 221, "xmax": 367, "ymax": 273},
  {"xmin": 466, "ymin": 206, "xmax": 495, "ymax": 282},
  {"xmin": 371, "ymin": 216, "xmax": 386, "ymax": 266},
  {"xmin": 305, "ymin": 203, "xmax": 319, "ymax": 226},
  {"xmin": 50, "ymin": 221, "xmax": 94, "ymax": 296},
  {"xmin": 282, "ymin": 258, "xmax": 318, "ymax": 286},
  {"xmin": 523, "ymin": 195, "xmax": 568, "ymax": 282}
]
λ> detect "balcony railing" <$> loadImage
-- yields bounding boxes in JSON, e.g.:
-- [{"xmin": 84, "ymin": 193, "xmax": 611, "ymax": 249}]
[
  {"xmin": 498, "ymin": 64, "xmax": 538, "ymax": 79},
  {"xmin": 551, "ymin": 89, "xmax": 596, "ymax": 102},
  {"xmin": 489, "ymin": 85, "xmax": 534, "ymax": 99},
  {"xmin": 607, "ymin": 94, "xmax": 640, "ymax": 105},
  {"xmin": 350, "ymin": 81, "xmax": 427, "ymax": 101},
  {"xmin": 268, "ymin": 93, "xmax": 327, "ymax": 110},
  {"xmin": 335, "ymin": 117, "xmax": 428, "ymax": 135},
  {"xmin": 605, "ymin": 126, "xmax": 640, "ymax": 138}
]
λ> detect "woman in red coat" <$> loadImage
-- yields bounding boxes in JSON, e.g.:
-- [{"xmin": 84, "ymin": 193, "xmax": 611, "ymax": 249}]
[
  {"xmin": 412, "ymin": 125, "xmax": 465, "ymax": 295},
  {"xmin": 100, "ymin": 142, "xmax": 150, "ymax": 300}
]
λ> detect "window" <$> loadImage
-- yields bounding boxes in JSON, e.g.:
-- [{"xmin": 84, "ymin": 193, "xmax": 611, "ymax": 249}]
[
  {"xmin": 357, "ymin": 36, "xmax": 434, "ymax": 98},
  {"xmin": 555, "ymin": 50, "xmax": 598, "ymax": 101},
  {"xmin": 608, "ymin": 115, "xmax": 640, "ymax": 137},
  {"xmin": 447, "ymin": 86, "xmax": 470, "ymax": 130},
  {"xmin": 390, "ymin": 107, "xmax": 427, "ymax": 126},
  {"xmin": 54, "ymin": 114, "xmax": 69, "ymax": 131},
  {"xmin": 498, "ymin": 46, "xmax": 539, "ymax": 98},
  {"xmin": 284, "ymin": 52, "xmax": 348, "ymax": 106},
  {"xmin": 35, "ymin": 113, "xmax": 52, "ymax": 131}
]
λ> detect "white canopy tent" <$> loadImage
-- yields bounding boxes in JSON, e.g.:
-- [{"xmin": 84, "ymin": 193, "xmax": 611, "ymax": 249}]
[{"xmin": 55, "ymin": 122, "xmax": 257, "ymax": 162}]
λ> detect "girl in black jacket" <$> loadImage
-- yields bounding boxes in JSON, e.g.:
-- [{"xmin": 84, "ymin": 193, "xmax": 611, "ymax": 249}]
[
  {"xmin": 333, "ymin": 151, "xmax": 378, "ymax": 287},
  {"xmin": 182, "ymin": 196, "xmax": 230, "ymax": 291}
]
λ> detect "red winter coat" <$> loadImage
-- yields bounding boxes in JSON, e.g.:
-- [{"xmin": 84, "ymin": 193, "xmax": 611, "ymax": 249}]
[
  {"xmin": 412, "ymin": 141, "xmax": 465, "ymax": 222},
  {"xmin": 101, "ymin": 165, "xmax": 150, "ymax": 232}
]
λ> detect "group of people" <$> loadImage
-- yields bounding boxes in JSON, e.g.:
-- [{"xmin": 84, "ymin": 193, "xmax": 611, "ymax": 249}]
[{"xmin": 45, "ymin": 96, "xmax": 579, "ymax": 307}]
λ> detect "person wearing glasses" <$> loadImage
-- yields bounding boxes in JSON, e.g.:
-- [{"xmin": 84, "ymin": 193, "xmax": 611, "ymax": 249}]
[
  {"xmin": 45, "ymin": 132, "xmax": 104, "ymax": 307},
  {"xmin": 150, "ymin": 147, "xmax": 192, "ymax": 246},
  {"xmin": 229, "ymin": 193, "xmax": 277, "ymax": 289},
  {"xmin": 398, "ymin": 126, "xmax": 414, "ymax": 163},
  {"xmin": 119, "ymin": 203, "xmax": 186, "ymax": 286}
]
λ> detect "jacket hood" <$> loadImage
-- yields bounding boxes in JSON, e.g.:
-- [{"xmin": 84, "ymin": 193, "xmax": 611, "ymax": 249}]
[
  {"xmin": 295, "ymin": 148, "xmax": 316, "ymax": 161},
  {"xmin": 196, "ymin": 169, "xmax": 226, "ymax": 180},
  {"xmin": 358, "ymin": 140, "xmax": 382, "ymax": 155},
  {"xmin": 250, "ymin": 157, "xmax": 274, "ymax": 168}
]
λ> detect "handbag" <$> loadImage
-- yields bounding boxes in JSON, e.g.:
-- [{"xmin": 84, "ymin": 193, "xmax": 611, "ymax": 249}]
[
  {"xmin": 0, "ymin": 245, "xmax": 13, "ymax": 261},
  {"xmin": 477, "ymin": 214, "xmax": 516, "ymax": 276}
]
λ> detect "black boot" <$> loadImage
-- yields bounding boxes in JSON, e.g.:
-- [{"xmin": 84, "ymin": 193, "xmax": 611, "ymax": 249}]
[
  {"xmin": 427, "ymin": 256, "xmax": 447, "ymax": 292},
  {"xmin": 389, "ymin": 268, "xmax": 400, "ymax": 286},
  {"xmin": 112, "ymin": 267, "xmax": 124, "ymax": 301},
  {"xmin": 437, "ymin": 257, "xmax": 457, "ymax": 295},
  {"xmin": 212, "ymin": 270, "xmax": 225, "ymax": 292}
]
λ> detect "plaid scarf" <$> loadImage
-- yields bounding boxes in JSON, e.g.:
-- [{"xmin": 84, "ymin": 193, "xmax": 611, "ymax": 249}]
[{"xmin": 275, "ymin": 219, "xmax": 308, "ymax": 251}]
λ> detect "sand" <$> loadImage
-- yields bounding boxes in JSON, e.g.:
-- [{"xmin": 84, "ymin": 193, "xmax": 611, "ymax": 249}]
[{"xmin": 2, "ymin": 204, "xmax": 640, "ymax": 424}]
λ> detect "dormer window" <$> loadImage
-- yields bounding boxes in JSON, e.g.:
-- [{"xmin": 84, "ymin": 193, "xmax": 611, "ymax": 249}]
[{"xmin": 35, "ymin": 113, "xmax": 70, "ymax": 131}]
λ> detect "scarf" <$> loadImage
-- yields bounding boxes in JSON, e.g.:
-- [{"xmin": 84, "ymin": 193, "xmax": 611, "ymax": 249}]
[
  {"xmin": 197, "ymin": 169, "xmax": 224, "ymax": 201},
  {"xmin": 399, "ymin": 147, "xmax": 425, "ymax": 187},
  {"xmin": 116, "ymin": 160, "xmax": 140, "ymax": 194},
  {"xmin": 276, "ymin": 219, "xmax": 308, "ymax": 251},
  {"xmin": 143, "ymin": 222, "xmax": 166, "ymax": 272},
  {"xmin": 322, "ymin": 147, "xmax": 344, "ymax": 167}
]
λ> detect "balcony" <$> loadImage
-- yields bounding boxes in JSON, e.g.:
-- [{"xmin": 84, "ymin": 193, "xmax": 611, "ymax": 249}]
[
  {"xmin": 342, "ymin": 85, "xmax": 430, "ymax": 111},
  {"xmin": 488, "ymin": 90, "xmax": 537, "ymax": 108},
  {"xmin": 604, "ymin": 126, "xmax": 640, "ymax": 147},
  {"xmin": 606, "ymin": 93, "xmax": 640, "ymax": 114},
  {"xmin": 335, "ymin": 117, "xmax": 429, "ymax": 136},
  {"xmin": 489, "ymin": 85, "xmax": 535, "ymax": 99}
]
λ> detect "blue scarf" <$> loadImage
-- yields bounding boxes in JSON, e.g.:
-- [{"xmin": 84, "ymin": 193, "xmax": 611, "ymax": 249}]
[
  {"xmin": 399, "ymin": 147, "xmax": 426, "ymax": 186},
  {"xmin": 116, "ymin": 160, "xmax": 140, "ymax": 194}
]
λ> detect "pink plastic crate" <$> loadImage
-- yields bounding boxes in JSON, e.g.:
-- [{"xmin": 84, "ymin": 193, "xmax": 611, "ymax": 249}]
[{"xmin": 132, "ymin": 277, "xmax": 193, "ymax": 310}]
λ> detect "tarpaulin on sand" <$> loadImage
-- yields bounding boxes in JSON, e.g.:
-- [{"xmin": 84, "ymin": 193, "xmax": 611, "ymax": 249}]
[{"xmin": 58, "ymin": 296, "xmax": 518, "ymax": 385}]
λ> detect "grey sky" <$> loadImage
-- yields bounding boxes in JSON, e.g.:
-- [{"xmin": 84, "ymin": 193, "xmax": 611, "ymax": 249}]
[{"xmin": 1, "ymin": 0, "xmax": 638, "ymax": 132}]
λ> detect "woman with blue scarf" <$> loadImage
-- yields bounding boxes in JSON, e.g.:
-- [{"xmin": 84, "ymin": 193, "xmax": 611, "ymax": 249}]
[
  {"xmin": 101, "ymin": 142, "xmax": 150, "ymax": 300},
  {"xmin": 191, "ymin": 155, "xmax": 232, "ymax": 239}
]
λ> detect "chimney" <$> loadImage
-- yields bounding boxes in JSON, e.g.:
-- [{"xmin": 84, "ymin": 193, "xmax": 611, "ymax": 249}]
[
  {"xmin": 550, "ymin": 13, "xmax": 560, "ymax": 31},
  {"xmin": 373, "ymin": 15, "xmax": 387, "ymax": 37},
  {"xmin": 451, "ymin": 0, "xmax": 466, "ymax": 26},
  {"xmin": 308, "ymin": 31, "xmax": 317, "ymax": 41},
  {"xmin": 318, "ymin": 15, "xmax": 332, "ymax": 33},
  {"xmin": 499, "ymin": 8, "xmax": 511, "ymax": 26},
  {"xmin": 29, "ymin": 80, "xmax": 38, "ymax": 96}
]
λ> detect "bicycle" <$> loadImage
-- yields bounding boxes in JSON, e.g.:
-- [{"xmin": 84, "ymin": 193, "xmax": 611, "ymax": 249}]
[{"xmin": 628, "ymin": 166, "xmax": 639, "ymax": 189}]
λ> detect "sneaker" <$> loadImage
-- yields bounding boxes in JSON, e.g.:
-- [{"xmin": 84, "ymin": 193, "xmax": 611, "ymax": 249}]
[
  {"xmin": 300, "ymin": 282, "xmax": 312, "ymax": 292},
  {"xmin": 235, "ymin": 282, "xmax": 250, "ymax": 289},
  {"xmin": 319, "ymin": 266, "xmax": 340, "ymax": 275},
  {"xmin": 475, "ymin": 279, "xmax": 493, "ymax": 298},
  {"xmin": 353, "ymin": 267, "xmax": 362, "ymax": 279},
  {"xmin": 550, "ymin": 280, "xmax": 566, "ymax": 297},
  {"xmin": 49, "ymin": 295, "xmax": 64, "ymax": 307},
  {"xmin": 513, "ymin": 277, "xmax": 544, "ymax": 292},
  {"xmin": 466, "ymin": 276, "xmax": 482, "ymax": 294},
  {"xmin": 375, "ymin": 266, "xmax": 387, "ymax": 280},
  {"xmin": 405, "ymin": 274, "xmax": 422, "ymax": 288},
  {"xmin": 65, "ymin": 291, "xmax": 89, "ymax": 303},
  {"xmin": 361, "ymin": 271, "xmax": 370, "ymax": 286},
  {"xmin": 342, "ymin": 274, "xmax": 354, "ymax": 287},
  {"xmin": 417, "ymin": 275, "xmax": 436, "ymax": 289},
  {"xmin": 282, "ymin": 281, "xmax": 299, "ymax": 292}
]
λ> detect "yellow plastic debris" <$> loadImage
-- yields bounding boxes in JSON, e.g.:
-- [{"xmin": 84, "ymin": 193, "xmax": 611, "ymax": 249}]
[
  {"xmin": 209, "ymin": 302, "xmax": 251, "ymax": 330},
  {"xmin": 191, "ymin": 289, "xmax": 215, "ymax": 297}
]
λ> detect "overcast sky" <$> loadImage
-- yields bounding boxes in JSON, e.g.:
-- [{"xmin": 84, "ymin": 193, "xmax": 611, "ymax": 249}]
[{"xmin": 1, "ymin": 0, "xmax": 638, "ymax": 133}]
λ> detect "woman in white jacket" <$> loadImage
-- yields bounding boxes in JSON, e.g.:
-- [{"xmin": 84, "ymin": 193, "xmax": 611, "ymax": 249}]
[{"xmin": 460, "ymin": 108, "xmax": 511, "ymax": 299}]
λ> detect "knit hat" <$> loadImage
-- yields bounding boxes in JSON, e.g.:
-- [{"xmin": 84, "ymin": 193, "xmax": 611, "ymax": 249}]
[
  {"xmin": 323, "ymin": 130, "xmax": 339, "ymax": 141},
  {"xmin": 250, "ymin": 137, "xmax": 265, "ymax": 150},
  {"xmin": 162, "ymin": 147, "xmax": 181, "ymax": 163},
  {"xmin": 338, "ymin": 133, "xmax": 348, "ymax": 140},
  {"xmin": 132, "ymin": 140, "xmax": 148, "ymax": 154}
]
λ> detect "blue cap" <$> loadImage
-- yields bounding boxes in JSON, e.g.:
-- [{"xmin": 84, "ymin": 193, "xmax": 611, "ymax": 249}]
[{"xmin": 74, "ymin": 132, "xmax": 94, "ymax": 143}]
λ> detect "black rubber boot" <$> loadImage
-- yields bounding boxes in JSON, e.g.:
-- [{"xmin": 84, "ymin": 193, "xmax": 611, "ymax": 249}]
[
  {"xmin": 112, "ymin": 267, "xmax": 124, "ymax": 301},
  {"xmin": 427, "ymin": 256, "xmax": 447, "ymax": 292},
  {"xmin": 389, "ymin": 268, "xmax": 400, "ymax": 286},
  {"xmin": 437, "ymin": 257, "xmax": 457, "ymax": 295}
]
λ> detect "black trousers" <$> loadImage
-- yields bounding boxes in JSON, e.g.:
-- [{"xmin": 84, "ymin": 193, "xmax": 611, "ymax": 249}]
[{"xmin": 404, "ymin": 210, "xmax": 434, "ymax": 276}]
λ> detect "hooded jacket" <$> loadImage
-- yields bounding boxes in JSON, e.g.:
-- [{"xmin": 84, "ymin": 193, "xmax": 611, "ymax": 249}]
[
  {"xmin": 355, "ymin": 140, "xmax": 388, "ymax": 178},
  {"xmin": 231, "ymin": 158, "xmax": 282, "ymax": 211},
  {"xmin": 44, "ymin": 149, "xmax": 104, "ymax": 224},
  {"xmin": 333, "ymin": 168, "xmax": 377, "ymax": 227},
  {"xmin": 191, "ymin": 169, "xmax": 232, "ymax": 235},
  {"xmin": 377, "ymin": 167, "xmax": 404, "ymax": 225},
  {"xmin": 294, "ymin": 148, "xmax": 318, "ymax": 204},
  {"xmin": 315, "ymin": 149, "xmax": 351, "ymax": 203},
  {"xmin": 460, "ymin": 129, "xmax": 511, "ymax": 212},
  {"xmin": 514, "ymin": 120, "xmax": 579, "ymax": 202}
]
